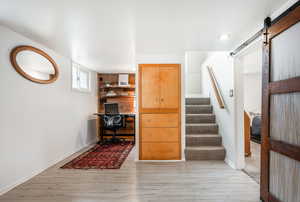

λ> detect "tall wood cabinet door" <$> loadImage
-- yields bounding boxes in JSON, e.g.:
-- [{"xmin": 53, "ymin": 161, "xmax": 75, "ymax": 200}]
[
  {"xmin": 139, "ymin": 64, "xmax": 160, "ymax": 110},
  {"xmin": 159, "ymin": 64, "xmax": 180, "ymax": 110}
]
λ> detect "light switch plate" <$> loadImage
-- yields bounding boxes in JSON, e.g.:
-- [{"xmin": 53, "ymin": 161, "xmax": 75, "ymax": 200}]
[{"xmin": 229, "ymin": 89, "xmax": 234, "ymax": 97}]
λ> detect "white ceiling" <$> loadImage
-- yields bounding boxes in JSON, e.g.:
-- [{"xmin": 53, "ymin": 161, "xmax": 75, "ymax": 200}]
[{"xmin": 0, "ymin": 0, "xmax": 289, "ymax": 72}]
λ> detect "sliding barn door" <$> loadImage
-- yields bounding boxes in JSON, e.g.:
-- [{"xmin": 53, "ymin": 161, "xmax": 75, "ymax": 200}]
[{"xmin": 261, "ymin": 4, "xmax": 300, "ymax": 202}]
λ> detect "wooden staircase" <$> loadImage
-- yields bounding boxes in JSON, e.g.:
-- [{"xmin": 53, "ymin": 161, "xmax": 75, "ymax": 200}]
[{"xmin": 185, "ymin": 98, "xmax": 226, "ymax": 160}]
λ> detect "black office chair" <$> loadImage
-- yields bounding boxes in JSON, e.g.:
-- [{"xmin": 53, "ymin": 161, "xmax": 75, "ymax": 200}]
[
  {"xmin": 103, "ymin": 103, "xmax": 124, "ymax": 144},
  {"xmin": 251, "ymin": 115, "xmax": 261, "ymax": 144}
]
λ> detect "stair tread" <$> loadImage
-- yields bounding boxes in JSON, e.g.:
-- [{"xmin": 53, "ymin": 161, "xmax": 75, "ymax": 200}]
[
  {"xmin": 186, "ymin": 146, "xmax": 225, "ymax": 150},
  {"xmin": 186, "ymin": 105, "xmax": 212, "ymax": 107},
  {"xmin": 185, "ymin": 98, "xmax": 210, "ymax": 101},
  {"xmin": 185, "ymin": 97, "xmax": 210, "ymax": 99},
  {"xmin": 185, "ymin": 123, "xmax": 218, "ymax": 126},
  {"xmin": 186, "ymin": 114, "xmax": 215, "ymax": 116},
  {"xmin": 186, "ymin": 134, "xmax": 220, "ymax": 138},
  {"xmin": 185, "ymin": 98, "xmax": 211, "ymax": 106},
  {"xmin": 186, "ymin": 133, "xmax": 219, "ymax": 136}
]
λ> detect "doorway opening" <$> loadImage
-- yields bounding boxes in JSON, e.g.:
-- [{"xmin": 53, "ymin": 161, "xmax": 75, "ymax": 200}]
[{"xmin": 235, "ymin": 40, "xmax": 262, "ymax": 183}]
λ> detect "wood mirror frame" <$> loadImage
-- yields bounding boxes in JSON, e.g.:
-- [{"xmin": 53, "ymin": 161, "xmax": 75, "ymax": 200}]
[{"xmin": 10, "ymin": 45, "xmax": 59, "ymax": 84}]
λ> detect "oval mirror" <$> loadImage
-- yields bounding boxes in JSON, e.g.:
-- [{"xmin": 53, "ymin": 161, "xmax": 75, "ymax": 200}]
[{"xmin": 10, "ymin": 46, "xmax": 59, "ymax": 84}]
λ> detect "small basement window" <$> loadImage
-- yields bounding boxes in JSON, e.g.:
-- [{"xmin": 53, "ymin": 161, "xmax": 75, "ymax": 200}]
[{"xmin": 72, "ymin": 62, "xmax": 91, "ymax": 92}]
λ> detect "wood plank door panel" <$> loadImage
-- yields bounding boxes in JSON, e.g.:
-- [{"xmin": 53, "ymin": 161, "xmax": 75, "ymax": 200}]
[
  {"xmin": 139, "ymin": 64, "xmax": 160, "ymax": 111},
  {"xmin": 244, "ymin": 111, "xmax": 251, "ymax": 157},
  {"xmin": 159, "ymin": 64, "xmax": 180, "ymax": 110},
  {"xmin": 141, "ymin": 113, "xmax": 179, "ymax": 128},
  {"xmin": 261, "ymin": 4, "xmax": 300, "ymax": 202},
  {"xmin": 141, "ymin": 142, "xmax": 180, "ymax": 160},
  {"xmin": 141, "ymin": 128, "xmax": 179, "ymax": 142},
  {"xmin": 139, "ymin": 64, "xmax": 181, "ymax": 160}
]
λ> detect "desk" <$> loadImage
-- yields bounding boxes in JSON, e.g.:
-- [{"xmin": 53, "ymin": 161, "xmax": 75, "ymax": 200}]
[{"xmin": 94, "ymin": 113, "xmax": 136, "ymax": 143}]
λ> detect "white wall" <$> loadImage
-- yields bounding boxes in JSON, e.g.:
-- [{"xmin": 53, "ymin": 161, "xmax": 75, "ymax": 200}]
[
  {"xmin": 233, "ymin": 39, "xmax": 263, "ymax": 170},
  {"xmin": 243, "ymin": 74, "xmax": 262, "ymax": 113},
  {"xmin": 185, "ymin": 51, "xmax": 207, "ymax": 97},
  {"xmin": 201, "ymin": 52, "xmax": 238, "ymax": 168},
  {"xmin": 201, "ymin": 48, "xmax": 262, "ymax": 169},
  {"xmin": 242, "ymin": 42, "xmax": 262, "ymax": 113},
  {"xmin": 0, "ymin": 26, "xmax": 98, "ymax": 194},
  {"xmin": 228, "ymin": 0, "xmax": 298, "ymax": 170}
]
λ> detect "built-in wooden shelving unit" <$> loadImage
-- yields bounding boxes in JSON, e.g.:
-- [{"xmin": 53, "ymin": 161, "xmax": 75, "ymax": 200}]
[
  {"xmin": 97, "ymin": 73, "xmax": 136, "ymax": 113},
  {"xmin": 97, "ymin": 73, "xmax": 136, "ymax": 141},
  {"xmin": 99, "ymin": 85, "xmax": 135, "ymax": 90}
]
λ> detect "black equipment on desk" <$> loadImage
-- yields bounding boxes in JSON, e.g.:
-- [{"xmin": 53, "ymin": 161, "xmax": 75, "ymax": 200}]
[{"xmin": 104, "ymin": 103, "xmax": 119, "ymax": 115}]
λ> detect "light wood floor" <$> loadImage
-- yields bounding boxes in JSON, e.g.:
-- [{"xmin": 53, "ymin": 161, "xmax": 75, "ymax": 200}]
[
  {"xmin": 0, "ymin": 146, "xmax": 260, "ymax": 202},
  {"xmin": 244, "ymin": 141, "xmax": 261, "ymax": 183}
]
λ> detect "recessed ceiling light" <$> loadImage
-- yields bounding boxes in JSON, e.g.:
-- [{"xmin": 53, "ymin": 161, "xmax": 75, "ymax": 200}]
[{"xmin": 220, "ymin": 34, "xmax": 230, "ymax": 41}]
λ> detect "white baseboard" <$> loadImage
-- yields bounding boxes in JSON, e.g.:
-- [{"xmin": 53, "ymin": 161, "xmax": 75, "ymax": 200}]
[
  {"xmin": 225, "ymin": 157, "xmax": 236, "ymax": 170},
  {"xmin": 0, "ymin": 167, "xmax": 45, "ymax": 195},
  {"xmin": 0, "ymin": 141, "xmax": 96, "ymax": 196}
]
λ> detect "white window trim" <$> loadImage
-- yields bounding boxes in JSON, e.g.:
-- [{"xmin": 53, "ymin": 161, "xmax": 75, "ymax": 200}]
[{"xmin": 72, "ymin": 62, "xmax": 92, "ymax": 93}]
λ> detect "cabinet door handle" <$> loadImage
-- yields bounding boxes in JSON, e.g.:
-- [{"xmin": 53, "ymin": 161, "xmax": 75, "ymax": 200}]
[{"xmin": 161, "ymin": 98, "xmax": 164, "ymax": 102}]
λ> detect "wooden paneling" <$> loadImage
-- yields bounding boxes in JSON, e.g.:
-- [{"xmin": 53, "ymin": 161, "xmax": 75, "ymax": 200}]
[
  {"xmin": 139, "ymin": 64, "xmax": 181, "ymax": 160},
  {"xmin": 141, "ymin": 113, "xmax": 179, "ymax": 128},
  {"xmin": 141, "ymin": 142, "xmax": 180, "ymax": 160},
  {"xmin": 159, "ymin": 65, "xmax": 179, "ymax": 109},
  {"xmin": 140, "ymin": 64, "xmax": 160, "ymax": 110},
  {"xmin": 97, "ymin": 73, "xmax": 136, "ymax": 141},
  {"xmin": 106, "ymin": 97, "xmax": 135, "ymax": 113},
  {"xmin": 270, "ymin": 140, "xmax": 300, "ymax": 162},
  {"xmin": 244, "ymin": 111, "xmax": 251, "ymax": 157},
  {"xmin": 261, "ymin": 21, "xmax": 271, "ymax": 200},
  {"xmin": 269, "ymin": 5, "xmax": 300, "ymax": 39},
  {"xmin": 139, "ymin": 64, "xmax": 181, "ymax": 113},
  {"xmin": 261, "ymin": 5, "xmax": 300, "ymax": 202},
  {"xmin": 269, "ymin": 76, "xmax": 300, "ymax": 94},
  {"xmin": 141, "ymin": 128, "xmax": 179, "ymax": 142},
  {"xmin": 98, "ymin": 73, "xmax": 136, "ymax": 113}
]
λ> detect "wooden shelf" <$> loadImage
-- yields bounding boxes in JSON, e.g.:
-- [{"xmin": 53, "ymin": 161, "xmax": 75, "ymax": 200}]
[
  {"xmin": 100, "ymin": 85, "xmax": 135, "ymax": 90},
  {"xmin": 100, "ymin": 95, "xmax": 136, "ymax": 100},
  {"xmin": 98, "ymin": 73, "xmax": 136, "ymax": 113}
]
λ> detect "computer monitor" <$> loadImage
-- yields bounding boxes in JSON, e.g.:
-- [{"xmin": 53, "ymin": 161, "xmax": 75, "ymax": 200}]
[{"xmin": 104, "ymin": 103, "xmax": 119, "ymax": 115}]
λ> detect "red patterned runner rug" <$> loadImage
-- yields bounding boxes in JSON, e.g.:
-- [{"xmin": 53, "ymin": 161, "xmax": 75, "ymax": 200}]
[{"xmin": 61, "ymin": 142, "xmax": 134, "ymax": 169}]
